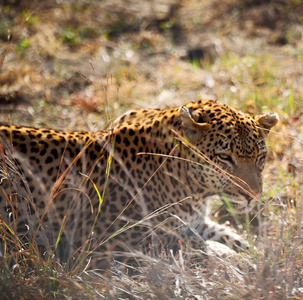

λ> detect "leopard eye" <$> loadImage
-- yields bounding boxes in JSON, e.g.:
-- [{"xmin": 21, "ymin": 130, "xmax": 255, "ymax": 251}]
[
  {"xmin": 256, "ymin": 153, "xmax": 267, "ymax": 166},
  {"xmin": 217, "ymin": 153, "xmax": 233, "ymax": 162}
]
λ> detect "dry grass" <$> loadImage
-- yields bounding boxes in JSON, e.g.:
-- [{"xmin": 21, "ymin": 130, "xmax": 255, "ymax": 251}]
[{"xmin": 1, "ymin": 0, "xmax": 303, "ymax": 299}]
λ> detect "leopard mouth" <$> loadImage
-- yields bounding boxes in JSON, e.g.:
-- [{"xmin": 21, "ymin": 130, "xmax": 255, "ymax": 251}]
[
  {"xmin": 228, "ymin": 198, "xmax": 258, "ymax": 214},
  {"xmin": 232, "ymin": 203, "xmax": 251, "ymax": 213},
  {"xmin": 219, "ymin": 189, "xmax": 259, "ymax": 213}
]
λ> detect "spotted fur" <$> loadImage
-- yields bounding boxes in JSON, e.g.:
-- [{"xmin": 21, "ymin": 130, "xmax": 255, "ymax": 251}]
[{"xmin": 0, "ymin": 100, "xmax": 278, "ymax": 263}]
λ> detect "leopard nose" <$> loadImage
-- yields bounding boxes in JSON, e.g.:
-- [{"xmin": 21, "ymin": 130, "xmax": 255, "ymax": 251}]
[
  {"xmin": 245, "ymin": 183, "xmax": 262, "ymax": 202},
  {"xmin": 234, "ymin": 176, "xmax": 262, "ymax": 204},
  {"xmin": 235, "ymin": 166, "xmax": 262, "ymax": 198},
  {"xmin": 248, "ymin": 185, "xmax": 262, "ymax": 199}
]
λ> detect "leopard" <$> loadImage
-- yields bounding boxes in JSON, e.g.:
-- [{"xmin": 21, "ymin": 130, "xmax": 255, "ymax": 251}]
[{"xmin": 0, "ymin": 99, "xmax": 278, "ymax": 266}]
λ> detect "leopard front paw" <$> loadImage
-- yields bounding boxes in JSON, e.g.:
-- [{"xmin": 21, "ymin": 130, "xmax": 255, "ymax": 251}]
[{"xmin": 215, "ymin": 231, "xmax": 249, "ymax": 252}]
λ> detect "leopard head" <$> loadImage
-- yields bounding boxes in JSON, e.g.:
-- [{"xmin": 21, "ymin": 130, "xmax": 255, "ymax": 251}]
[{"xmin": 179, "ymin": 101, "xmax": 278, "ymax": 213}]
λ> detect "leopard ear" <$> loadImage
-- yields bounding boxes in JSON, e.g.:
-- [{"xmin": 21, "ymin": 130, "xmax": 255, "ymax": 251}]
[
  {"xmin": 255, "ymin": 113, "xmax": 279, "ymax": 137},
  {"xmin": 179, "ymin": 106, "xmax": 210, "ymax": 141}
]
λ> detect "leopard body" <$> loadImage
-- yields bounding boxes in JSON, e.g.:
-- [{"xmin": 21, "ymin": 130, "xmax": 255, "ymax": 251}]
[{"xmin": 0, "ymin": 100, "xmax": 278, "ymax": 263}]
